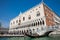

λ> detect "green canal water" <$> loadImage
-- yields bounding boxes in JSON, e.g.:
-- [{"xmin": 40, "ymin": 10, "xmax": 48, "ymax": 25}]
[{"xmin": 0, "ymin": 35, "xmax": 60, "ymax": 40}]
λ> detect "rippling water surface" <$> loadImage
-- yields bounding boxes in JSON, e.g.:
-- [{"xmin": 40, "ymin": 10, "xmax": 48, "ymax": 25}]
[{"xmin": 0, "ymin": 35, "xmax": 60, "ymax": 40}]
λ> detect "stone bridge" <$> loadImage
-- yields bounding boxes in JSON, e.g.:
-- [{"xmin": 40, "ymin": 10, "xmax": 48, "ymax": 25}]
[{"xmin": 44, "ymin": 25, "xmax": 60, "ymax": 36}]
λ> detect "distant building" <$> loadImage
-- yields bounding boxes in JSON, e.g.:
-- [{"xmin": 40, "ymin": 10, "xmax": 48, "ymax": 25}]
[
  {"xmin": 0, "ymin": 22, "xmax": 9, "ymax": 34},
  {"xmin": 0, "ymin": 27, "xmax": 9, "ymax": 34}
]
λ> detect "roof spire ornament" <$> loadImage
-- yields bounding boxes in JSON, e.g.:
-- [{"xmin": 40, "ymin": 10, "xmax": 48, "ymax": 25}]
[{"xmin": 19, "ymin": 11, "xmax": 22, "ymax": 16}]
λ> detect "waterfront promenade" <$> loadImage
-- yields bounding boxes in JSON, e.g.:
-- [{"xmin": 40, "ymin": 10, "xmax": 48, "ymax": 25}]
[
  {"xmin": 0, "ymin": 34, "xmax": 24, "ymax": 37},
  {"xmin": 0, "ymin": 30, "xmax": 60, "ymax": 37}
]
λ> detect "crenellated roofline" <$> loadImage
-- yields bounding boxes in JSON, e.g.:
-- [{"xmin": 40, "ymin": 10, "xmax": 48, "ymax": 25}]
[{"xmin": 10, "ymin": 1, "xmax": 60, "ymax": 22}]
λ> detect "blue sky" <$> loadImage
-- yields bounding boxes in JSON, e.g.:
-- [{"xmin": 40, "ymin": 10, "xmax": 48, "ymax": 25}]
[{"xmin": 0, "ymin": 0, "xmax": 60, "ymax": 28}]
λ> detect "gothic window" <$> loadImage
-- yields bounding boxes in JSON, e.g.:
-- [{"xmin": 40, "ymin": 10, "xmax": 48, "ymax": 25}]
[
  {"xmin": 33, "ymin": 9, "xmax": 34, "ymax": 11},
  {"xmin": 36, "ymin": 22, "xmax": 37, "ymax": 26},
  {"xmin": 27, "ymin": 30, "xmax": 28, "ymax": 33},
  {"xmin": 36, "ymin": 8, "xmax": 38, "ymax": 10},
  {"xmin": 28, "ymin": 15, "xmax": 31, "ymax": 19},
  {"xmin": 11, "ymin": 23, "xmax": 12, "ymax": 25},
  {"xmin": 13, "ymin": 21, "xmax": 15, "ymax": 24},
  {"xmin": 20, "ymin": 31, "xmax": 21, "ymax": 34},
  {"xmin": 39, "ymin": 6, "xmax": 40, "ymax": 8},
  {"xmin": 19, "ymin": 20, "xmax": 21, "ymax": 22},
  {"xmin": 16, "ymin": 20, "xmax": 18, "ymax": 23},
  {"xmin": 36, "ymin": 11, "xmax": 40, "ymax": 16},
  {"xmin": 18, "ymin": 20, "xmax": 21, "ymax": 25},
  {"xmin": 32, "ymin": 23, "xmax": 34, "ymax": 26},
  {"xmin": 40, "ymin": 21, "xmax": 42, "ymax": 25},
  {"xmin": 23, "ymin": 17, "xmax": 25, "ymax": 21},
  {"xmin": 22, "ymin": 30, "xmax": 24, "ymax": 34},
  {"xmin": 34, "ymin": 23, "xmax": 35, "ymax": 26},
  {"xmin": 18, "ymin": 23, "xmax": 20, "ymax": 25},
  {"xmin": 20, "ymin": 31, "xmax": 22, "ymax": 34},
  {"xmin": 42, "ymin": 20, "xmax": 44, "ymax": 25},
  {"xmin": 33, "ymin": 29, "xmax": 35, "ymax": 31},
  {"xmin": 38, "ymin": 21, "xmax": 39, "ymax": 25}
]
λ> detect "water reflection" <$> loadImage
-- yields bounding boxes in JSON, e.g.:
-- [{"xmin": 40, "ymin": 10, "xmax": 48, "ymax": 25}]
[
  {"xmin": 0, "ymin": 37, "xmax": 8, "ymax": 40},
  {"xmin": 24, "ymin": 36, "xmax": 52, "ymax": 40},
  {"xmin": 0, "ymin": 35, "xmax": 60, "ymax": 40}
]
